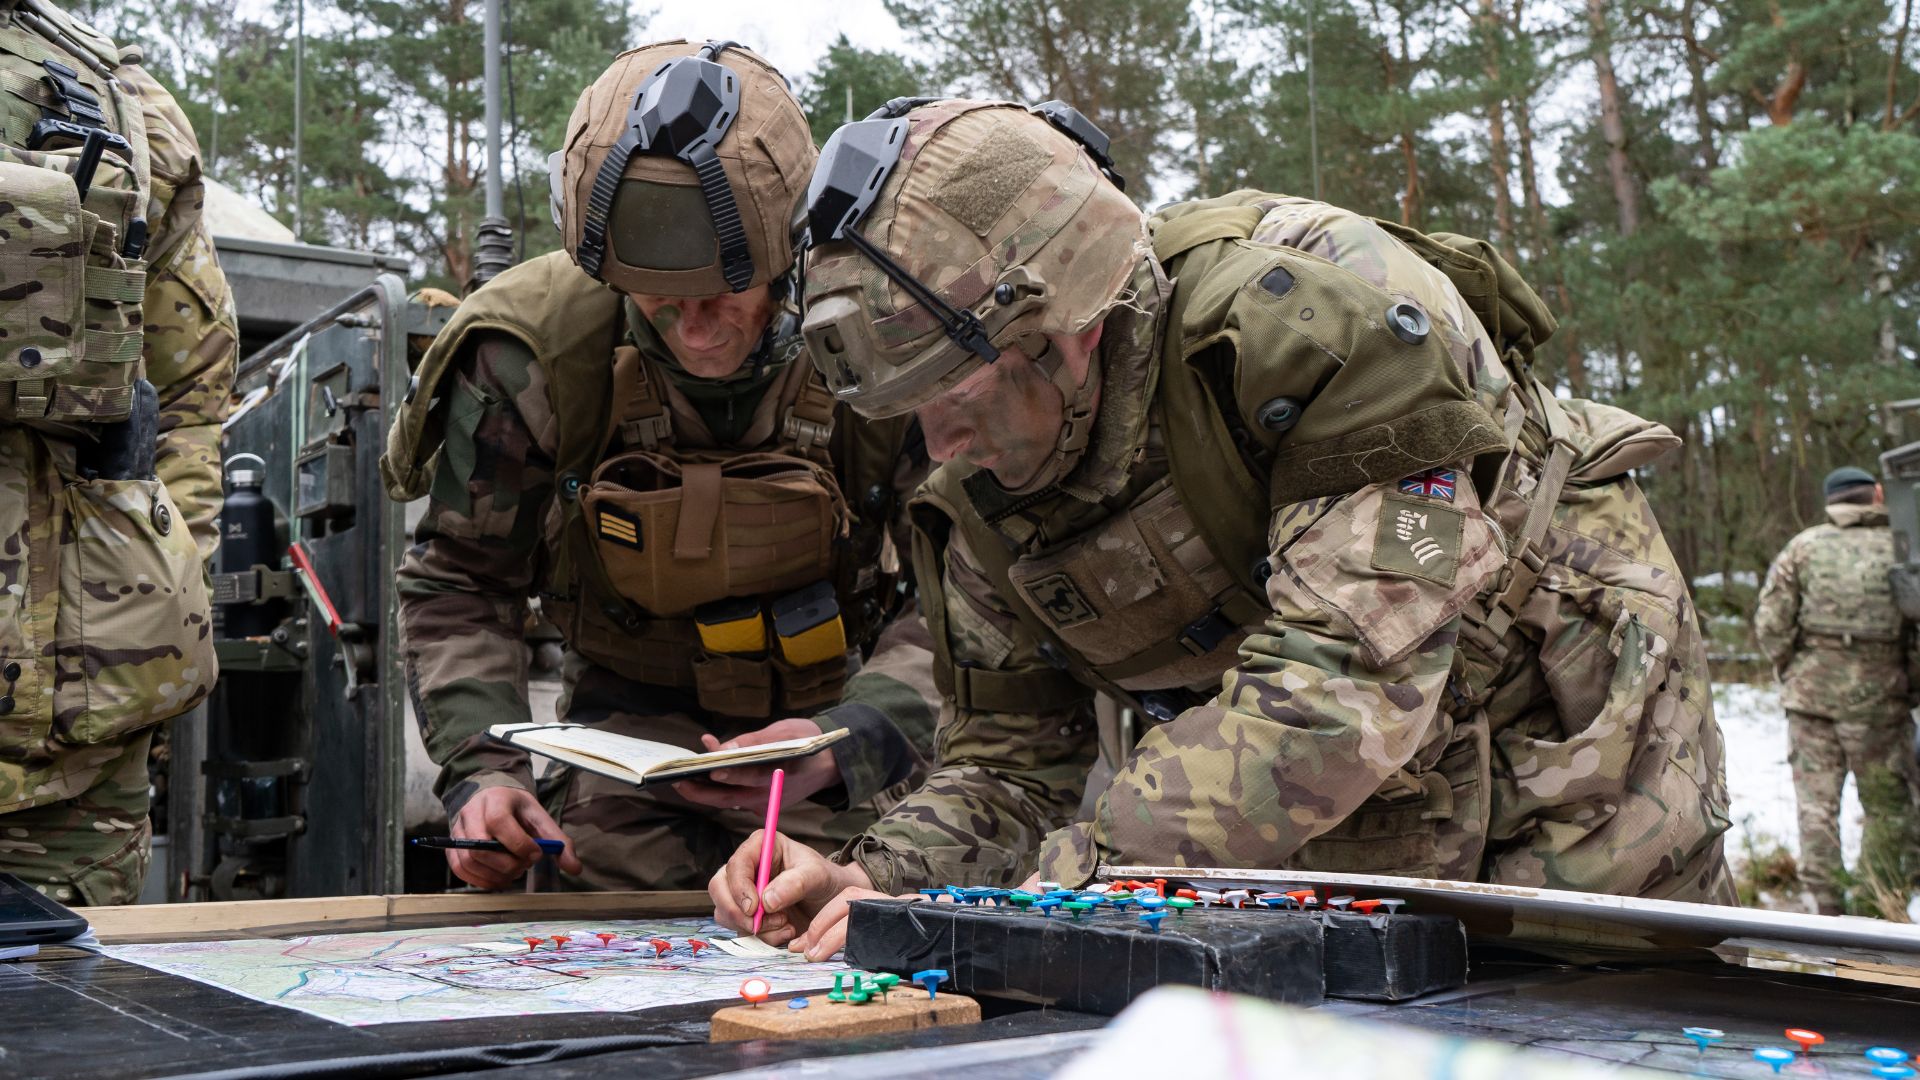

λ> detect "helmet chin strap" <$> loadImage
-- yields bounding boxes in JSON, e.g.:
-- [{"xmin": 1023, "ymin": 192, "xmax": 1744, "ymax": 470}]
[{"xmin": 998, "ymin": 335, "xmax": 1103, "ymax": 497}]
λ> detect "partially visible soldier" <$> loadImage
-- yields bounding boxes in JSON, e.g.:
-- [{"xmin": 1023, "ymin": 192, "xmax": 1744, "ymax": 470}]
[
  {"xmin": 0, "ymin": 0, "xmax": 236, "ymax": 904},
  {"xmin": 1755, "ymin": 466, "xmax": 1920, "ymax": 916},
  {"xmin": 712, "ymin": 99, "xmax": 1732, "ymax": 956},
  {"xmin": 382, "ymin": 41, "xmax": 936, "ymax": 892}
]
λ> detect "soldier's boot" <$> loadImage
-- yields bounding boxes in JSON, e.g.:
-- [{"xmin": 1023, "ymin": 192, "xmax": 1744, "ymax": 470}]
[{"xmin": 0, "ymin": 733, "xmax": 154, "ymax": 907}]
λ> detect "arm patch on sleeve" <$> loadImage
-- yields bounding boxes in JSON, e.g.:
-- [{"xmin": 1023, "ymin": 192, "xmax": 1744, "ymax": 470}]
[{"xmin": 1371, "ymin": 494, "xmax": 1464, "ymax": 585}]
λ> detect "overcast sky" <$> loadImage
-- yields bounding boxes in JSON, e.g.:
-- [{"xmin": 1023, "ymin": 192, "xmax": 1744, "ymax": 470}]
[{"xmin": 642, "ymin": 1, "xmax": 912, "ymax": 80}]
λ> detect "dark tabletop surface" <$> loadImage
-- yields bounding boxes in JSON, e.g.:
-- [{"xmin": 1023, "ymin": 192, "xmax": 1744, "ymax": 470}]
[{"xmin": 4, "ymin": 921, "xmax": 1916, "ymax": 1080}]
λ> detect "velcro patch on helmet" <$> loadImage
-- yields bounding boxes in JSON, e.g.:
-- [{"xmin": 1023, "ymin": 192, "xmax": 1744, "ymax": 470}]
[{"xmin": 931, "ymin": 122, "xmax": 1053, "ymax": 236}]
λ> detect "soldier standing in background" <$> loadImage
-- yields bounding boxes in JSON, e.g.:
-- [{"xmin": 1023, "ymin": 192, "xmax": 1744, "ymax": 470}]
[
  {"xmin": 382, "ymin": 41, "xmax": 936, "ymax": 892},
  {"xmin": 712, "ymin": 100, "xmax": 1731, "ymax": 956},
  {"xmin": 1755, "ymin": 466, "xmax": 1920, "ymax": 916},
  {"xmin": 0, "ymin": 0, "xmax": 236, "ymax": 904}
]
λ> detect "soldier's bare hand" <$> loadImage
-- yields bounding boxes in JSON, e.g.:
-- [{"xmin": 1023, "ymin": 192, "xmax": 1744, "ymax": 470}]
[
  {"xmin": 447, "ymin": 786, "xmax": 582, "ymax": 890},
  {"xmin": 788, "ymin": 886, "xmax": 914, "ymax": 962},
  {"xmin": 708, "ymin": 829, "xmax": 871, "ymax": 943},
  {"xmin": 673, "ymin": 719, "xmax": 842, "ymax": 809}
]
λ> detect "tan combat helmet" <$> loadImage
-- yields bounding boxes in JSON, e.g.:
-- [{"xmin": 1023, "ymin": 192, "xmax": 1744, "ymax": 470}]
[
  {"xmin": 800, "ymin": 99, "xmax": 1143, "ymax": 420},
  {"xmin": 551, "ymin": 39, "xmax": 815, "ymax": 296}
]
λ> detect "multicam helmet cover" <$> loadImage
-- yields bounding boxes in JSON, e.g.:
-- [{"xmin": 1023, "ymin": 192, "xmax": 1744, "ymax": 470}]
[
  {"xmin": 801, "ymin": 100, "xmax": 1146, "ymax": 419},
  {"xmin": 551, "ymin": 40, "xmax": 816, "ymax": 297}
]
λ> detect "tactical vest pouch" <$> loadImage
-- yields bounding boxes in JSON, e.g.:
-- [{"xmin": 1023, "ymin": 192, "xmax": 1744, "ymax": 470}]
[
  {"xmin": 691, "ymin": 650, "xmax": 775, "ymax": 718},
  {"xmin": 1002, "ymin": 480, "xmax": 1254, "ymax": 692},
  {"xmin": 0, "ymin": 146, "xmax": 146, "ymax": 423},
  {"xmin": 0, "ymin": 156, "xmax": 87, "ymax": 397},
  {"xmin": 688, "ymin": 647, "xmax": 848, "ymax": 718},
  {"xmin": 775, "ymin": 652, "xmax": 848, "ymax": 713},
  {"xmin": 53, "ymin": 475, "xmax": 216, "ymax": 744},
  {"xmin": 583, "ymin": 448, "xmax": 847, "ymax": 618}
]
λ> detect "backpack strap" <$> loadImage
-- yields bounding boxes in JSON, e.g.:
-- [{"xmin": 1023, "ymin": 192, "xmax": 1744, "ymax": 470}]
[
  {"xmin": 614, "ymin": 348, "xmax": 673, "ymax": 451},
  {"xmin": 1148, "ymin": 202, "xmax": 1266, "ymax": 264},
  {"xmin": 780, "ymin": 367, "xmax": 838, "ymax": 464},
  {"xmin": 1456, "ymin": 378, "xmax": 1576, "ymax": 663}
]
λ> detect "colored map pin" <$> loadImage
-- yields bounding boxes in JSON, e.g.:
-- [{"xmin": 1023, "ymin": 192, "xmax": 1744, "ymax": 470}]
[
  {"xmin": 1785, "ymin": 1029, "xmax": 1825, "ymax": 1055},
  {"xmin": 1681, "ymin": 1027, "xmax": 1724, "ymax": 1054},
  {"xmin": 912, "ymin": 968, "xmax": 949, "ymax": 1000},
  {"xmin": 739, "ymin": 976, "xmax": 771, "ymax": 1007},
  {"xmin": 1754, "ymin": 1047, "xmax": 1796, "ymax": 1074}
]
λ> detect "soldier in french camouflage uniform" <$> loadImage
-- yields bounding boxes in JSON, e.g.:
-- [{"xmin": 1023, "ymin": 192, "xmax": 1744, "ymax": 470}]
[
  {"xmin": 0, "ymin": 0, "xmax": 236, "ymax": 905},
  {"xmin": 711, "ymin": 99, "xmax": 1732, "ymax": 956},
  {"xmin": 382, "ymin": 42, "xmax": 936, "ymax": 892},
  {"xmin": 1754, "ymin": 466, "xmax": 1920, "ymax": 915}
]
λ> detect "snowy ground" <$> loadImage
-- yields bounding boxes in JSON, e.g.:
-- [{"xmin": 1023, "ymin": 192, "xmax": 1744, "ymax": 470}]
[
  {"xmin": 1716, "ymin": 682, "xmax": 1920, "ymax": 920},
  {"xmin": 1716, "ymin": 682, "xmax": 1862, "ymax": 870}
]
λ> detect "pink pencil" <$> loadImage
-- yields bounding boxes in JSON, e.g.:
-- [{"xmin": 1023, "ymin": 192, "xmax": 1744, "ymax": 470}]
[{"xmin": 751, "ymin": 768, "xmax": 786, "ymax": 934}]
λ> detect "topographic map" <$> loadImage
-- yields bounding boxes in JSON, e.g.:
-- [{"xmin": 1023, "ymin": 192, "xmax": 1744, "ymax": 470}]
[{"xmin": 102, "ymin": 919, "xmax": 847, "ymax": 1026}]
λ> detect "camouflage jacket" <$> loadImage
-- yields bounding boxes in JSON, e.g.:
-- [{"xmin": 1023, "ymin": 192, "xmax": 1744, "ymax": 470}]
[
  {"xmin": 842, "ymin": 196, "xmax": 1729, "ymax": 899},
  {"xmin": 0, "ymin": 0, "xmax": 236, "ymax": 813},
  {"xmin": 1754, "ymin": 504, "xmax": 1919, "ymax": 720},
  {"xmin": 395, "ymin": 299, "xmax": 937, "ymax": 819}
]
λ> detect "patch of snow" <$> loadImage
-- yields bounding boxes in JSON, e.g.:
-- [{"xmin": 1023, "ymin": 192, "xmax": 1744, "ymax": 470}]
[
  {"xmin": 1693, "ymin": 570, "xmax": 1761, "ymax": 589},
  {"xmin": 1716, "ymin": 682, "xmax": 1862, "ymax": 867}
]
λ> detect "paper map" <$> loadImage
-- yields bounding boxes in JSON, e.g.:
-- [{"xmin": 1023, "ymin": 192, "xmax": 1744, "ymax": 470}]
[{"xmin": 102, "ymin": 919, "xmax": 846, "ymax": 1026}]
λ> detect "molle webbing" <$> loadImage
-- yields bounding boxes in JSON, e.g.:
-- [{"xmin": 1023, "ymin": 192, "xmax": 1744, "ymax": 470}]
[
  {"xmin": 909, "ymin": 496, "xmax": 1090, "ymax": 715},
  {"xmin": 0, "ymin": 13, "xmax": 148, "ymax": 425}
]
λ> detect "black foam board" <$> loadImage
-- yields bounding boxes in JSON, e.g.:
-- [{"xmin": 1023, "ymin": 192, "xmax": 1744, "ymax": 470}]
[
  {"xmin": 1321, "ymin": 910, "xmax": 1469, "ymax": 1000},
  {"xmin": 844, "ymin": 900, "xmax": 1325, "ymax": 1015}
]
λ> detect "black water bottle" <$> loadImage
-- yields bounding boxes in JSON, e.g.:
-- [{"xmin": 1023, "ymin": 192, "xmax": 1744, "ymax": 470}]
[{"xmin": 218, "ymin": 453, "xmax": 282, "ymax": 638}]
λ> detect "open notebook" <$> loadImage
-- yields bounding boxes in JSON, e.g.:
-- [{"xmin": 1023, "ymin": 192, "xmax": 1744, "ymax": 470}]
[{"xmin": 486, "ymin": 722, "xmax": 850, "ymax": 788}]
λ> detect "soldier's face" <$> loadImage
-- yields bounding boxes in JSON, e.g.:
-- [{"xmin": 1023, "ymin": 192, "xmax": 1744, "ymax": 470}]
[
  {"xmin": 629, "ymin": 283, "xmax": 777, "ymax": 378},
  {"xmin": 915, "ymin": 324, "xmax": 1102, "ymax": 490}
]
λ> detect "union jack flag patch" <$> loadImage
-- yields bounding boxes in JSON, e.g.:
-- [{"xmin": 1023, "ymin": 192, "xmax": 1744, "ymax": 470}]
[{"xmin": 1399, "ymin": 467, "xmax": 1457, "ymax": 502}]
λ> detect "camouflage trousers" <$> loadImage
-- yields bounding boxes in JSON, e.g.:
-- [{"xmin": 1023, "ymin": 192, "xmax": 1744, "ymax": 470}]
[
  {"xmin": 536, "ymin": 664, "xmax": 901, "ymax": 891},
  {"xmin": 1787, "ymin": 708, "xmax": 1920, "ymax": 915},
  {"xmin": 0, "ymin": 730, "xmax": 153, "ymax": 907}
]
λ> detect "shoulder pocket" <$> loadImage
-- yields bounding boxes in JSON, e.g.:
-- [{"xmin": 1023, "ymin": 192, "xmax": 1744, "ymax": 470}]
[{"xmin": 1280, "ymin": 482, "xmax": 1505, "ymax": 667}]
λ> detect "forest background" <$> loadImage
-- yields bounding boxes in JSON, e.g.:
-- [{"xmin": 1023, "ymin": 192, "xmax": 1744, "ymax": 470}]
[{"xmin": 76, "ymin": 0, "xmax": 1920, "ymax": 625}]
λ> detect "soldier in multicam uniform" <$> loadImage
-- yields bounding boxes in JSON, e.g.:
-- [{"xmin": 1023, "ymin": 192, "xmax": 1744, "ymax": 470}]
[
  {"xmin": 1754, "ymin": 466, "xmax": 1920, "ymax": 915},
  {"xmin": 711, "ymin": 99, "xmax": 1732, "ymax": 956},
  {"xmin": 381, "ymin": 42, "xmax": 936, "ymax": 892},
  {"xmin": 0, "ymin": 0, "xmax": 235, "ymax": 905}
]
